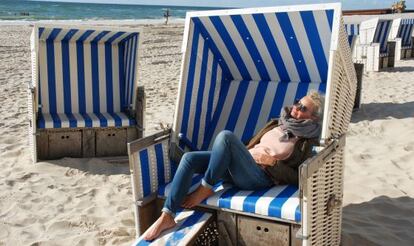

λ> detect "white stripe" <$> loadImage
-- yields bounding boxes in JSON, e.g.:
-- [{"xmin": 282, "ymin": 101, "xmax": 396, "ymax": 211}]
[
  {"xmin": 281, "ymin": 190, "xmax": 300, "ymax": 220},
  {"xmin": 147, "ymin": 145, "xmax": 159, "ymax": 194},
  {"xmin": 88, "ymin": 113, "xmax": 100, "ymax": 127},
  {"xmin": 134, "ymin": 152, "xmax": 145, "ymax": 200},
  {"xmin": 208, "ymin": 81, "xmax": 239, "ymax": 149},
  {"xmin": 115, "ymin": 112, "xmax": 130, "ymax": 126},
  {"xmin": 254, "ymin": 81, "xmax": 279, "ymax": 134},
  {"xmin": 230, "ymin": 190, "xmax": 253, "ymax": 211},
  {"xmin": 73, "ymin": 113, "xmax": 85, "ymax": 127},
  {"xmin": 39, "ymin": 42, "xmax": 50, "ymax": 113},
  {"xmin": 162, "ymin": 141, "xmax": 172, "ymax": 184},
  {"xmin": 130, "ymin": 36, "xmax": 139, "ymax": 108},
  {"xmin": 233, "ymin": 81, "xmax": 259, "ymax": 138},
  {"xmin": 111, "ymin": 32, "xmax": 131, "ymax": 44},
  {"xmin": 84, "ymin": 30, "xmax": 100, "ymax": 43},
  {"xmin": 255, "ymin": 186, "xmax": 285, "ymax": 216},
  {"xmin": 68, "ymin": 41, "xmax": 79, "ymax": 113},
  {"xmin": 186, "ymin": 34, "xmax": 203, "ymax": 143},
  {"xmin": 54, "ymin": 29, "xmax": 68, "ymax": 42},
  {"xmin": 264, "ymin": 13, "xmax": 300, "ymax": 82},
  {"xmin": 220, "ymin": 15, "xmax": 260, "ymax": 80},
  {"xmin": 101, "ymin": 112, "xmax": 115, "ymax": 127},
  {"xmin": 54, "ymin": 41, "xmax": 65, "ymax": 113},
  {"xmin": 242, "ymin": 14, "xmax": 280, "ymax": 81},
  {"xmin": 43, "ymin": 113, "xmax": 54, "ymax": 128},
  {"xmin": 313, "ymin": 10, "xmax": 332, "ymax": 66},
  {"xmin": 199, "ymin": 17, "xmax": 242, "ymax": 80},
  {"xmin": 197, "ymin": 50, "xmax": 214, "ymax": 150},
  {"xmin": 205, "ymin": 184, "xmax": 231, "ymax": 206},
  {"xmin": 289, "ymin": 11, "xmax": 321, "ymax": 83},
  {"xmin": 58, "ymin": 113, "xmax": 70, "ymax": 128},
  {"xmin": 98, "ymin": 43, "xmax": 107, "ymax": 112},
  {"xmin": 112, "ymin": 46, "xmax": 121, "ymax": 112},
  {"xmin": 124, "ymin": 39, "xmax": 133, "ymax": 105},
  {"xmin": 39, "ymin": 28, "xmax": 52, "ymax": 40},
  {"xmin": 307, "ymin": 82, "xmax": 320, "ymax": 93},
  {"xmin": 282, "ymin": 82, "xmax": 299, "ymax": 108},
  {"xmin": 83, "ymin": 43, "xmax": 93, "ymax": 112}
]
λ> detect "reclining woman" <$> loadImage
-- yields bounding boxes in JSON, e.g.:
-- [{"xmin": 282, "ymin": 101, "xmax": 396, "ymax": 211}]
[{"xmin": 144, "ymin": 91, "xmax": 323, "ymax": 241}]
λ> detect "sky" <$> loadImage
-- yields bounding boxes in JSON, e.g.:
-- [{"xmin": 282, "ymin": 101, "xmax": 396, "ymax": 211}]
[{"xmin": 33, "ymin": 0, "xmax": 414, "ymax": 10}]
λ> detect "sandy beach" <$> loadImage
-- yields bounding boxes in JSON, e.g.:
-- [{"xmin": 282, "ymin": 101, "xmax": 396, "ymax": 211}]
[{"xmin": 0, "ymin": 21, "xmax": 413, "ymax": 245}]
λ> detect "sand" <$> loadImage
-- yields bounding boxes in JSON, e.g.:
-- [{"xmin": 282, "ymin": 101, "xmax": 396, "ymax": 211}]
[{"xmin": 0, "ymin": 21, "xmax": 413, "ymax": 245}]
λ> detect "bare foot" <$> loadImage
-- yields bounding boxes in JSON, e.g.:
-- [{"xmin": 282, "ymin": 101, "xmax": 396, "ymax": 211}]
[
  {"xmin": 143, "ymin": 212, "xmax": 176, "ymax": 241},
  {"xmin": 182, "ymin": 185, "xmax": 214, "ymax": 208}
]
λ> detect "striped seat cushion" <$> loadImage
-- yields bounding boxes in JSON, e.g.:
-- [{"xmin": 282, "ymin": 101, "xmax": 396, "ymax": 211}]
[
  {"xmin": 38, "ymin": 111, "xmax": 136, "ymax": 129},
  {"xmin": 133, "ymin": 209, "xmax": 212, "ymax": 246},
  {"xmin": 159, "ymin": 174, "xmax": 300, "ymax": 222}
]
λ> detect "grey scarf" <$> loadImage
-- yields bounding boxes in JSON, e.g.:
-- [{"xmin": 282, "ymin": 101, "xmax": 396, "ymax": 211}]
[{"xmin": 278, "ymin": 107, "xmax": 321, "ymax": 141}]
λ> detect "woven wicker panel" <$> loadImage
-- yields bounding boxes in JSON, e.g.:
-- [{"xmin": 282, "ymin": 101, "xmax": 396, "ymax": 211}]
[{"xmin": 306, "ymin": 17, "xmax": 356, "ymax": 246}]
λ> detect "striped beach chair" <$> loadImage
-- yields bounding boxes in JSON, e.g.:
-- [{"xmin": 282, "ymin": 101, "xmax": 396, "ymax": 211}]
[
  {"xmin": 356, "ymin": 18, "xmax": 394, "ymax": 71},
  {"xmin": 29, "ymin": 24, "xmax": 145, "ymax": 162},
  {"xmin": 129, "ymin": 3, "xmax": 356, "ymax": 245},
  {"xmin": 389, "ymin": 18, "xmax": 414, "ymax": 60}
]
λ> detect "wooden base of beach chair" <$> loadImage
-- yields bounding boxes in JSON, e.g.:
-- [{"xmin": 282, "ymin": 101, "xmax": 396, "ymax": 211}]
[
  {"xmin": 401, "ymin": 49, "xmax": 412, "ymax": 59},
  {"xmin": 216, "ymin": 210, "xmax": 301, "ymax": 246},
  {"xmin": 36, "ymin": 126, "xmax": 140, "ymax": 160},
  {"xmin": 387, "ymin": 41, "xmax": 396, "ymax": 68}
]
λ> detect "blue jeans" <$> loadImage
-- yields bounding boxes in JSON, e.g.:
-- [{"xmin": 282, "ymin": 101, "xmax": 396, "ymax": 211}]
[{"xmin": 162, "ymin": 130, "xmax": 273, "ymax": 217}]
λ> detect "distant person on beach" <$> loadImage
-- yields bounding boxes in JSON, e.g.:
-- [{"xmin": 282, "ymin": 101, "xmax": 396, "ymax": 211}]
[
  {"xmin": 163, "ymin": 9, "xmax": 170, "ymax": 25},
  {"xmin": 143, "ymin": 91, "xmax": 324, "ymax": 241}
]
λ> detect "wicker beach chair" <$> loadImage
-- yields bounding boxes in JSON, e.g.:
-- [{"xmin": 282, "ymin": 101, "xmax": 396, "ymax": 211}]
[
  {"xmin": 355, "ymin": 18, "xmax": 395, "ymax": 71},
  {"xmin": 389, "ymin": 18, "xmax": 414, "ymax": 60},
  {"xmin": 129, "ymin": 3, "xmax": 356, "ymax": 245},
  {"xmin": 29, "ymin": 24, "xmax": 145, "ymax": 162}
]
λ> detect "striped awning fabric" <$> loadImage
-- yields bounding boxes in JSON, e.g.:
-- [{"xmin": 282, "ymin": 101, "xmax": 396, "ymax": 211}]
[
  {"xmin": 397, "ymin": 19, "xmax": 414, "ymax": 48},
  {"xmin": 159, "ymin": 174, "xmax": 301, "ymax": 222},
  {"xmin": 35, "ymin": 26, "xmax": 140, "ymax": 128},
  {"xmin": 372, "ymin": 20, "xmax": 393, "ymax": 55},
  {"xmin": 344, "ymin": 23, "xmax": 360, "ymax": 36},
  {"xmin": 175, "ymin": 8, "xmax": 335, "ymax": 151}
]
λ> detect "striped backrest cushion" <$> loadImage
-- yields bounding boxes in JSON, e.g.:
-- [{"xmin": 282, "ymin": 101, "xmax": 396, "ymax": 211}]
[
  {"xmin": 131, "ymin": 139, "xmax": 175, "ymax": 200},
  {"xmin": 398, "ymin": 19, "xmax": 414, "ymax": 47},
  {"xmin": 344, "ymin": 23, "xmax": 359, "ymax": 36},
  {"xmin": 372, "ymin": 20, "xmax": 392, "ymax": 55},
  {"xmin": 175, "ymin": 7, "xmax": 334, "ymax": 150},
  {"xmin": 36, "ymin": 26, "xmax": 139, "ymax": 114}
]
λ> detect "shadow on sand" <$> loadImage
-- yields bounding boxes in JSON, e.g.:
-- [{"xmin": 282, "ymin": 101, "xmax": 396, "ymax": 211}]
[
  {"xmin": 341, "ymin": 196, "xmax": 414, "ymax": 246},
  {"xmin": 46, "ymin": 157, "xmax": 130, "ymax": 175},
  {"xmin": 351, "ymin": 101, "xmax": 414, "ymax": 123},
  {"xmin": 382, "ymin": 65, "xmax": 414, "ymax": 73}
]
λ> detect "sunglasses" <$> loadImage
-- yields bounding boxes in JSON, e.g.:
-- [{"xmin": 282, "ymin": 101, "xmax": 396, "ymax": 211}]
[{"xmin": 293, "ymin": 99, "xmax": 308, "ymax": 113}]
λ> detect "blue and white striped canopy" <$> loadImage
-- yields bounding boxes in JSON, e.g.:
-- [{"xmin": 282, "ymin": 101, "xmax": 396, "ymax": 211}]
[
  {"xmin": 373, "ymin": 20, "xmax": 393, "ymax": 55},
  {"xmin": 344, "ymin": 23, "xmax": 359, "ymax": 36},
  {"xmin": 398, "ymin": 19, "xmax": 414, "ymax": 48},
  {"xmin": 175, "ymin": 5, "xmax": 338, "ymax": 150},
  {"xmin": 34, "ymin": 26, "xmax": 140, "ymax": 128}
]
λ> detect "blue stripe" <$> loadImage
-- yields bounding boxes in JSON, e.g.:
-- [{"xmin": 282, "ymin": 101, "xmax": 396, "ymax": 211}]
[
  {"xmin": 105, "ymin": 43, "xmax": 114, "ymax": 112},
  {"xmin": 129, "ymin": 35, "xmax": 139, "ymax": 107},
  {"xmin": 202, "ymin": 78, "xmax": 231, "ymax": 150},
  {"xmin": 276, "ymin": 12, "xmax": 311, "ymax": 83},
  {"xmin": 124, "ymin": 39, "xmax": 133, "ymax": 109},
  {"xmin": 76, "ymin": 31, "xmax": 94, "ymax": 113},
  {"xmin": 81, "ymin": 113, "xmax": 93, "ymax": 127},
  {"xmin": 192, "ymin": 17, "xmax": 233, "ymax": 80},
  {"xmin": 218, "ymin": 187, "xmax": 239, "ymax": 208},
  {"xmin": 268, "ymin": 82, "xmax": 288, "ymax": 120},
  {"xmin": 165, "ymin": 211, "xmax": 205, "ymax": 246},
  {"xmin": 61, "ymin": 38, "xmax": 72, "ymax": 114},
  {"xmin": 295, "ymin": 83, "xmax": 310, "ymax": 101},
  {"xmin": 326, "ymin": 9, "xmax": 334, "ymax": 31},
  {"xmin": 46, "ymin": 29, "xmax": 61, "ymax": 114},
  {"xmin": 301, "ymin": 11, "xmax": 328, "ymax": 82},
  {"xmin": 241, "ymin": 80, "xmax": 268, "ymax": 143},
  {"xmin": 268, "ymin": 185, "xmax": 298, "ymax": 218},
  {"xmin": 319, "ymin": 81, "xmax": 326, "ymax": 93},
  {"xmin": 204, "ymin": 59, "xmax": 218, "ymax": 139},
  {"xmin": 231, "ymin": 15, "xmax": 270, "ymax": 81},
  {"xmin": 180, "ymin": 25, "xmax": 200, "ymax": 149},
  {"xmin": 51, "ymin": 113, "xmax": 61, "ymax": 128},
  {"xmin": 210, "ymin": 15, "xmax": 251, "ymax": 80},
  {"xmin": 295, "ymin": 204, "xmax": 301, "ymax": 221},
  {"xmin": 154, "ymin": 143, "xmax": 166, "ymax": 186},
  {"xmin": 139, "ymin": 150, "xmax": 151, "ymax": 197},
  {"xmin": 242, "ymin": 188, "xmax": 269, "ymax": 213},
  {"xmin": 136, "ymin": 239, "xmax": 150, "ymax": 246},
  {"xmin": 253, "ymin": 13, "xmax": 290, "ymax": 82},
  {"xmin": 91, "ymin": 42, "xmax": 100, "ymax": 114},
  {"xmin": 373, "ymin": 21, "xmax": 384, "ymax": 44},
  {"xmin": 38, "ymin": 114, "xmax": 45, "ymax": 128},
  {"xmin": 118, "ymin": 43, "xmax": 126, "ymax": 110},
  {"xmin": 108, "ymin": 112, "xmax": 122, "ymax": 127},
  {"xmin": 66, "ymin": 113, "xmax": 77, "ymax": 128},
  {"xmin": 224, "ymin": 80, "xmax": 249, "ymax": 131},
  {"xmin": 95, "ymin": 113, "xmax": 108, "ymax": 127},
  {"xmin": 105, "ymin": 31, "xmax": 126, "ymax": 44},
  {"xmin": 62, "ymin": 29, "xmax": 78, "ymax": 42},
  {"xmin": 191, "ymin": 41, "xmax": 209, "ymax": 147}
]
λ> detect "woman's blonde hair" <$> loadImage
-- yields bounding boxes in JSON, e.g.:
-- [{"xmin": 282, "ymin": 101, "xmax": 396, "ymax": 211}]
[{"xmin": 307, "ymin": 90, "xmax": 324, "ymax": 119}]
